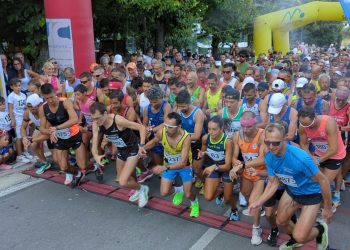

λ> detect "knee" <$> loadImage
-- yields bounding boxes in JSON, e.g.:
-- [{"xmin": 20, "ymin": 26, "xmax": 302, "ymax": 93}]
[
  {"xmin": 204, "ymin": 192, "xmax": 214, "ymax": 201},
  {"xmin": 160, "ymin": 189, "xmax": 170, "ymax": 197},
  {"xmin": 292, "ymin": 232, "xmax": 308, "ymax": 244},
  {"xmin": 276, "ymin": 217, "xmax": 288, "ymax": 228}
]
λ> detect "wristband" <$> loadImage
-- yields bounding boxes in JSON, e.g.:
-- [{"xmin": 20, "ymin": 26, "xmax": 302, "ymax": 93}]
[
  {"xmin": 166, "ymin": 165, "xmax": 170, "ymax": 171},
  {"xmin": 138, "ymin": 143, "xmax": 145, "ymax": 147}
]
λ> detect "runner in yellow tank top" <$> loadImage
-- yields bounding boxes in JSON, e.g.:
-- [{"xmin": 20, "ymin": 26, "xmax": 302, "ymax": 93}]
[
  {"xmin": 144, "ymin": 112, "xmax": 200, "ymax": 217},
  {"xmin": 204, "ymin": 73, "xmax": 222, "ymax": 117}
]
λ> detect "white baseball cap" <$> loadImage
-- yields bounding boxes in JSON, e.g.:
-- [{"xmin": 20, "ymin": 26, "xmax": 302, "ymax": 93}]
[
  {"xmin": 268, "ymin": 93, "xmax": 287, "ymax": 115},
  {"xmin": 296, "ymin": 77, "xmax": 308, "ymax": 88},
  {"xmin": 242, "ymin": 76, "xmax": 255, "ymax": 88},
  {"xmin": 114, "ymin": 54, "xmax": 122, "ymax": 64},
  {"xmin": 272, "ymin": 79, "xmax": 285, "ymax": 90},
  {"xmin": 26, "ymin": 93, "xmax": 43, "ymax": 107}
]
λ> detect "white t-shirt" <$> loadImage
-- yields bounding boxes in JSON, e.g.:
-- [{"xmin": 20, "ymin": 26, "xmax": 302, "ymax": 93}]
[
  {"xmin": 0, "ymin": 111, "xmax": 11, "ymax": 131},
  {"xmin": 122, "ymin": 80, "xmax": 131, "ymax": 94},
  {"xmin": 8, "ymin": 91, "xmax": 26, "ymax": 118},
  {"xmin": 139, "ymin": 93, "xmax": 150, "ymax": 118}
]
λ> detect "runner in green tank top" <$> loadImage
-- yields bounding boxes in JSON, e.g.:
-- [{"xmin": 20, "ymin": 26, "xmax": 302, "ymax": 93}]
[{"xmin": 204, "ymin": 73, "xmax": 222, "ymax": 117}]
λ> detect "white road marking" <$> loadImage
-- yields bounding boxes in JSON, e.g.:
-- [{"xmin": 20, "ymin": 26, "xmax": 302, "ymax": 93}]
[{"xmin": 0, "ymin": 177, "xmax": 43, "ymax": 198}]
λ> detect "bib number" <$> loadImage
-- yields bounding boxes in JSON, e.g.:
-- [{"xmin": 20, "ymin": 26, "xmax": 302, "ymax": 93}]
[
  {"xmin": 275, "ymin": 173, "xmax": 298, "ymax": 187},
  {"xmin": 206, "ymin": 148, "xmax": 225, "ymax": 162},
  {"xmin": 164, "ymin": 152, "xmax": 181, "ymax": 164},
  {"xmin": 107, "ymin": 135, "xmax": 127, "ymax": 148},
  {"xmin": 312, "ymin": 141, "xmax": 328, "ymax": 153},
  {"xmin": 56, "ymin": 128, "xmax": 71, "ymax": 139},
  {"xmin": 242, "ymin": 152, "xmax": 258, "ymax": 163},
  {"xmin": 84, "ymin": 114, "xmax": 93, "ymax": 125}
]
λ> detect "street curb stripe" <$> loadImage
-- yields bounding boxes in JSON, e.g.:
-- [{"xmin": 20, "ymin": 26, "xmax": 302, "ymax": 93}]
[{"xmin": 23, "ymin": 169, "xmax": 316, "ymax": 249}]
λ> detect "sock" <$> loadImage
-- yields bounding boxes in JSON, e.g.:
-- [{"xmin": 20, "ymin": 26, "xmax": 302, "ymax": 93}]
[
  {"xmin": 190, "ymin": 197, "xmax": 198, "ymax": 205},
  {"xmin": 253, "ymin": 224, "xmax": 260, "ymax": 229},
  {"xmin": 333, "ymin": 191, "xmax": 340, "ymax": 198},
  {"xmin": 139, "ymin": 185, "xmax": 145, "ymax": 192},
  {"xmin": 174, "ymin": 186, "xmax": 184, "ymax": 193},
  {"xmin": 316, "ymin": 223, "xmax": 324, "ymax": 243},
  {"xmin": 75, "ymin": 171, "xmax": 81, "ymax": 178}
]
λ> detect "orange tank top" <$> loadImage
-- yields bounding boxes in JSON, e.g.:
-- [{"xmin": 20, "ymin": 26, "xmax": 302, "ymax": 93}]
[
  {"xmin": 238, "ymin": 128, "xmax": 266, "ymax": 181},
  {"xmin": 304, "ymin": 115, "xmax": 346, "ymax": 159}
]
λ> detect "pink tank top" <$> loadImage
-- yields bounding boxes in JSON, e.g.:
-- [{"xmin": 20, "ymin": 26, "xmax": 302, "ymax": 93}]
[
  {"xmin": 78, "ymin": 98, "xmax": 94, "ymax": 125},
  {"xmin": 86, "ymin": 87, "xmax": 97, "ymax": 101},
  {"xmin": 328, "ymin": 100, "xmax": 350, "ymax": 127},
  {"xmin": 51, "ymin": 76, "xmax": 59, "ymax": 92},
  {"xmin": 304, "ymin": 115, "xmax": 346, "ymax": 159}
]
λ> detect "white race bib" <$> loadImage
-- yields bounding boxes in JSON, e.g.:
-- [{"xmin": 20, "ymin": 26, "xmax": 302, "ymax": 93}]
[
  {"xmin": 107, "ymin": 135, "xmax": 127, "ymax": 148},
  {"xmin": 275, "ymin": 173, "xmax": 298, "ymax": 187},
  {"xmin": 206, "ymin": 148, "xmax": 225, "ymax": 162},
  {"xmin": 84, "ymin": 114, "xmax": 93, "ymax": 125},
  {"xmin": 164, "ymin": 152, "xmax": 181, "ymax": 164},
  {"xmin": 312, "ymin": 141, "xmax": 328, "ymax": 153},
  {"xmin": 242, "ymin": 152, "xmax": 258, "ymax": 163},
  {"xmin": 56, "ymin": 128, "xmax": 71, "ymax": 139}
]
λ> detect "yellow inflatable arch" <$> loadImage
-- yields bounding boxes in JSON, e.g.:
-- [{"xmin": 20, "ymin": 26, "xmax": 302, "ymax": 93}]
[{"xmin": 254, "ymin": 1, "xmax": 346, "ymax": 56}]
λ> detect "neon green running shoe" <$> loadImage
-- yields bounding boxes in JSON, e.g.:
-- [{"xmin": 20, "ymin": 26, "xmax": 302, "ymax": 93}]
[
  {"xmin": 190, "ymin": 202, "xmax": 200, "ymax": 218},
  {"xmin": 172, "ymin": 192, "xmax": 184, "ymax": 206},
  {"xmin": 279, "ymin": 239, "xmax": 303, "ymax": 250},
  {"xmin": 316, "ymin": 221, "xmax": 328, "ymax": 250}
]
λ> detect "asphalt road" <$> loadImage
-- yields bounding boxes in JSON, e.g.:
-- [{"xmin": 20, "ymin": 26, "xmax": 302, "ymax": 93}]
[{"xmin": 0, "ymin": 160, "xmax": 349, "ymax": 250}]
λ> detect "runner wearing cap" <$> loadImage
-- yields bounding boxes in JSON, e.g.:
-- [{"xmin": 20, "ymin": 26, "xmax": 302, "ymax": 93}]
[
  {"xmin": 249, "ymin": 122, "xmax": 331, "ymax": 250},
  {"xmin": 21, "ymin": 94, "xmax": 52, "ymax": 174},
  {"xmin": 198, "ymin": 116, "xmax": 239, "ymax": 221},
  {"xmin": 126, "ymin": 62, "xmax": 137, "ymax": 81},
  {"xmin": 329, "ymin": 86, "xmax": 350, "ymax": 202},
  {"xmin": 290, "ymin": 77, "xmax": 308, "ymax": 106},
  {"xmin": 90, "ymin": 102, "xmax": 149, "ymax": 208},
  {"xmin": 268, "ymin": 93, "xmax": 298, "ymax": 141},
  {"xmin": 298, "ymin": 107, "xmax": 346, "ymax": 212},
  {"xmin": 113, "ymin": 54, "xmax": 123, "ymax": 68},
  {"xmin": 143, "ymin": 112, "xmax": 200, "ymax": 217},
  {"xmin": 218, "ymin": 88, "xmax": 244, "ymax": 139},
  {"xmin": 230, "ymin": 111, "xmax": 266, "ymax": 246},
  {"xmin": 242, "ymin": 83, "xmax": 268, "ymax": 129}
]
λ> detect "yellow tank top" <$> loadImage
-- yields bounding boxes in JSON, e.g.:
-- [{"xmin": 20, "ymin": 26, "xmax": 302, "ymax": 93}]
[
  {"xmin": 162, "ymin": 127, "xmax": 192, "ymax": 166},
  {"xmin": 206, "ymin": 89, "xmax": 222, "ymax": 115}
]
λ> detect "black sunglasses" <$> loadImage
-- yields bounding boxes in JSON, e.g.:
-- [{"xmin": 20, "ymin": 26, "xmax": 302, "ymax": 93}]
[
  {"xmin": 81, "ymin": 80, "xmax": 89, "ymax": 84},
  {"xmin": 222, "ymin": 70, "xmax": 231, "ymax": 74},
  {"xmin": 264, "ymin": 140, "xmax": 282, "ymax": 146}
]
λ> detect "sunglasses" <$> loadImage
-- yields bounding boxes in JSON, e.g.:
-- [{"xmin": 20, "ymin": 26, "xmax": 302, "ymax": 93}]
[
  {"xmin": 51, "ymin": 61, "xmax": 57, "ymax": 64},
  {"xmin": 264, "ymin": 140, "xmax": 282, "ymax": 146},
  {"xmin": 94, "ymin": 74, "xmax": 101, "ymax": 78},
  {"xmin": 80, "ymin": 80, "xmax": 89, "ymax": 84},
  {"xmin": 222, "ymin": 70, "xmax": 231, "ymax": 74},
  {"xmin": 164, "ymin": 123, "xmax": 178, "ymax": 129}
]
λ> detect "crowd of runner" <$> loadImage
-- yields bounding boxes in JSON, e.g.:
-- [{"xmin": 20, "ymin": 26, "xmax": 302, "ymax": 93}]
[{"xmin": 1, "ymin": 44, "xmax": 349, "ymax": 249}]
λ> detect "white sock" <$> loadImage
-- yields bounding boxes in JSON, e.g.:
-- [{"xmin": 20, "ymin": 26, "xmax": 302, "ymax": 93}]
[
  {"xmin": 174, "ymin": 186, "xmax": 184, "ymax": 193},
  {"xmin": 190, "ymin": 197, "xmax": 198, "ymax": 205},
  {"xmin": 139, "ymin": 185, "xmax": 145, "ymax": 192},
  {"xmin": 75, "ymin": 171, "xmax": 81, "ymax": 178},
  {"xmin": 253, "ymin": 224, "xmax": 260, "ymax": 229}
]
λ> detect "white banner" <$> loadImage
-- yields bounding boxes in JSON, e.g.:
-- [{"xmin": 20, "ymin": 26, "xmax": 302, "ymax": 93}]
[
  {"xmin": 46, "ymin": 18, "xmax": 75, "ymax": 70},
  {"xmin": 0, "ymin": 59, "xmax": 7, "ymax": 109}
]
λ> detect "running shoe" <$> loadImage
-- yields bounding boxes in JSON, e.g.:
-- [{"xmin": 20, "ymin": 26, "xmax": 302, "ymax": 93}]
[
  {"xmin": 229, "ymin": 209, "xmax": 240, "ymax": 221},
  {"xmin": 23, "ymin": 151, "xmax": 34, "ymax": 160},
  {"xmin": 71, "ymin": 172, "xmax": 84, "ymax": 188},
  {"xmin": 35, "ymin": 162, "xmax": 51, "ymax": 175},
  {"xmin": 279, "ymin": 239, "xmax": 303, "ymax": 250},
  {"xmin": 332, "ymin": 192, "xmax": 341, "ymax": 207},
  {"xmin": 17, "ymin": 155, "xmax": 30, "ymax": 163},
  {"xmin": 94, "ymin": 165, "xmax": 104, "ymax": 183},
  {"xmin": 128, "ymin": 189, "xmax": 138, "ymax": 200},
  {"xmin": 64, "ymin": 173, "xmax": 73, "ymax": 185},
  {"xmin": 243, "ymin": 207, "xmax": 265, "ymax": 217},
  {"xmin": 267, "ymin": 227, "xmax": 279, "ymax": 247},
  {"xmin": 215, "ymin": 194, "xmax": 224, "ymax": 205},
  {"xmin": 190, "ymin": 201, "xmax": 200, "ymax": 218},
  {"xmin": 137, "ymin": 170, "xmax": 154, "ymax": 183},
  {"xmin": 138, "ymin": 185, "xmax": 149, "ymax": 208},
  {"xmin": 34, "ymin": 161, "xmax": 43, "ymax": 168},
  {"xmin": 251, "ymin": 226, "xmax": 262, "ymax": 245},
  {"xmin": 239, "ymin": 192, "xmax": 247, "ymax": 207},
  {"xmin": 194, "ymin": 179, "xmax": 203, "ymax": 188},
  {"xmin": 172, "ymin": 192, "xmax": 184, "ymax": 206},
  {"xmin": 316, "ymin": 221, "xmax": 328, "ymax": 250},
  {"xmin": 101, "ymin": 157, "xmax": 109, "ymax": 166}
]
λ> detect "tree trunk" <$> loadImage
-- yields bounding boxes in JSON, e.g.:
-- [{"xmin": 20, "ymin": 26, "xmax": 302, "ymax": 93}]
[
  {"xmin": 211, "ymin": 34, "xmax": 220, "ymax": 59},
  {"xmin": 155, "ymin": 18, "xmax": 165, "ymax": 52}
]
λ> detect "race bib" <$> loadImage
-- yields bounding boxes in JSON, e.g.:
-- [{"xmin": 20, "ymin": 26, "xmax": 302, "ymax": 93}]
[
  {"xmin": 206, "ymin": 148, "xmax": 225, "ymax": 162},
  {"xmin": 84, "ymin": 114, "xmax": 93, "ymax": 125},
  {"xmin": 312, "ymin": 141, "xmax": 328, "ymax": 153},
  {"xmin": 242, "ymin": 152, "xmax": 258, "ymax": 163},
  {"xmin": 107, "ymin": 135, "xmax": 127, "ymax": 148},
  {"xmin": 164, "ymin": 152, "xmax": 181, "ymax": 164},
  {"xmin": 56, "ymin": 128, "xmax": 71, "ymax": 139},
  {"xmin": 275, "ymin": 173, "xmax": 298, "ymax": 187}
]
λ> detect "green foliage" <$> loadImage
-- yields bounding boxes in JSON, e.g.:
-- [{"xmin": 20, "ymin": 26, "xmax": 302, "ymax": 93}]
[{"xmin": 0, "ymin": 0, "xmax": 46, "ymax": 60}]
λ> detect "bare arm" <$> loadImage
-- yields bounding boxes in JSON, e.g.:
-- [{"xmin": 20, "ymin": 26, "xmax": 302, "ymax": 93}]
[
  {"xmin": 286, "ymin": 108, "xmax": 298, "ymax": 141},
  {"xmin": 144, "ymin": 129, "xmax": 162, "ymax": 151},
  {"xmin": 191, "ymin": 109, "xmax": 204, "ymax": 141},
  {"xmin": 219, "ymin": 139, "xmax": 233, "ymax": 171},
  {"xmin": 322, "ymin": 100, "xmax": 330, "ymax": 115},
  {"xmin": 298, "ymin": 125, "xmax": 310, "ymax": 154},
  {"xmin": 39, "ymin": 106, "xmax": 51, "ymax": 135},
  {"xmin": 57, "ymin": 99, "xmax": 79, "ymax": 129},
  {"xmin": 20, "ymin": 110, "xmax": 30, "ymax": 138},
  {"xmin": 116, "ymin": 115, "xmax": 147, "ymax": 145},
  {"xmin": 257, "ymin": 99, "xmax": 268, "ymax": 129},
  {"xmin": 310, "ymin": 171, "xmax": 332, "ymax": 210}
]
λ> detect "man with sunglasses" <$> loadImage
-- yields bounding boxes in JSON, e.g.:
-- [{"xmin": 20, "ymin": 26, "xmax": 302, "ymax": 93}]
[
  {"xmin": 143, "ymin": 112, "xmax": 200, "ymax": 217},
  {"xmin": 230, "ymin": 111, "xmax": 266, "ymax": 246},
  {"xmin": 249, "ymin": 122, "xmax": 332, "ymax": 250},
  {"xmin": 298, "ymin": 107, "xmax": 346, "ymax": 213},
  {"xmin": 237, "ymin": 51, "xmax": 250, "ymax": 81},
  {"xmin": 79, "ymin": 72, "xmax": 104, "ymax": 103},
  {"xmin": 293, "ymin": 84, "xmax": 329, "ymax": 115},
  {"xmin": 220, "ymin": 63, "xmax": 240, "ymax": 90}
]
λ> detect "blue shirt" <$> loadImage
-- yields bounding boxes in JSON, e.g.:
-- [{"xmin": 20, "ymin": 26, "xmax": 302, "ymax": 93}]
[{"xmin": 265, "ymin": 144, "xmax": 321, "ymax": 196}]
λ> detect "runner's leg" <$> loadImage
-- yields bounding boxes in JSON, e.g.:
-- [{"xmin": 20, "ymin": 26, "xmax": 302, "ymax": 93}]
[{"xmin": 276, "ymin": 191, "xmax": 300, "ymax": 234}]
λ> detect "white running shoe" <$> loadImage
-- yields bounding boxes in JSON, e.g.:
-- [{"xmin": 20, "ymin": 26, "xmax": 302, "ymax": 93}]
[
  {"xmin": 17, "ymin": 155, "xmax": 31, "ymax": 163},
  {"xmin": 138, "ymin": 185, "xmax": 149, "ymax": 208},
  {"xmin": 23, "ymin": 151, "xmax": 34, "ymax": 160},
  {"xmin": 251, "ymin": 226, "xmax": 263, "ymax": 245},
  {"xmin": 129, "ymin": 190, "xmax": 140, "ymax": 202},
  {"xmin": 64, "ymin": 173, "xmax": 73, "ymax": 185},
  {"xmin": 239, "ymin": 192, "xmax": 247, "ymax": 207}
]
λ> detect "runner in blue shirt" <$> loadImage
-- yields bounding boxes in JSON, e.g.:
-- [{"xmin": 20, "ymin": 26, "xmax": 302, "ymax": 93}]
[{"xmin": 249, "ymin": 122, "xmax": 332, "ymax": 250}]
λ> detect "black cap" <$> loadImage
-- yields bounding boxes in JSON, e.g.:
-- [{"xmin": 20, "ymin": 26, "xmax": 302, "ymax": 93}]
[{"xmin": 257, "ymin": 82, "xmax": 269, "ymax": 91}]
